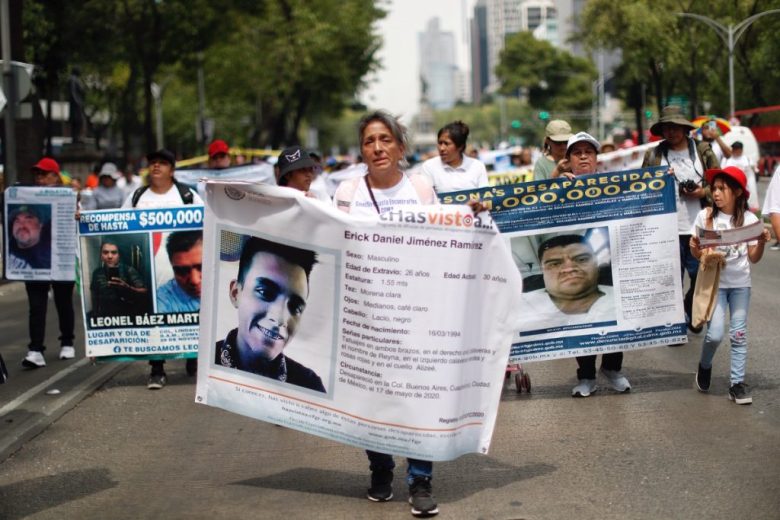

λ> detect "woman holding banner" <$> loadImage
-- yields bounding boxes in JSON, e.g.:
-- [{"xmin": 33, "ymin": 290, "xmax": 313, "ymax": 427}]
[
  {"xmin": 419, "ymin": 120, "xmax": 488, "ymax": 195},
  {"xmin": 335, "ymin": 111, "xmax": 489, "ymax": 517}
]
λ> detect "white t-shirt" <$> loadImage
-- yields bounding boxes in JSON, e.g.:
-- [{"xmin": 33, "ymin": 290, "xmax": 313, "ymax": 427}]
[
  {"xmin": 722, "ymin": 155, "xmax": 759, "ymax": 210},
  {"xmin": 346, "ymin": 175, "xmax": 423, "ymax": 217},
  {"xmin": 518, "ymin": 285, "xmax": 616, "ymax": 332},
  {"xmin": 420, "ymin": 155, "xmax": 488, "ymax": 194},
  {"xmin": 762, "ymin": 168, "xmax": 780, "ymax": 215},
  {"xmin": 691, "ymin": 209, "xmax": 758, "ymax": 288},
  {"xmin": 121, "ymin": 183, "xmax": 203, "ymax": 209},
  {"xmin": 663, "ymin": 147, "xmax": 704, "ymax": 234}
]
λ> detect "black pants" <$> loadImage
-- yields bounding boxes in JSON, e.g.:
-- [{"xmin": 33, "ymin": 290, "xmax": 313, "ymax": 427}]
[
  {"xmin": 25, "ymin": 281, "xmax": 75, "ymax": 352},
  {"xmin": 576, "ymin": 352, "xmax": 623, "ymax": 380}
]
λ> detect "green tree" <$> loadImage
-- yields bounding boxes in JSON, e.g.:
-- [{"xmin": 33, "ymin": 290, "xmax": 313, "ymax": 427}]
[{"xmin": 495, "ymin": 32, "xmax": 596, "ymax": 113}]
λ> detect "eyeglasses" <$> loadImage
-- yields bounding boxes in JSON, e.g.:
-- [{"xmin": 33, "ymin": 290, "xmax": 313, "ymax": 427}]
[{"xmin": 172, "ymin": 264, "xmax": 202, "ymax": 276}]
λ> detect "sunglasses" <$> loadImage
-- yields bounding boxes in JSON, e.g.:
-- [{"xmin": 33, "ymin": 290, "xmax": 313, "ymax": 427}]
[{"xmin": 172, "ymin": 264, "xmax": 202, "ymax": 276}]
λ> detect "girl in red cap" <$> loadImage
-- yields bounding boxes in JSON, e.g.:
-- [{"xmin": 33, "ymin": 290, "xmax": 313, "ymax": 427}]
[{"xmin": 689, "ymin": 166, "xmax": 771, "ymax": 405}]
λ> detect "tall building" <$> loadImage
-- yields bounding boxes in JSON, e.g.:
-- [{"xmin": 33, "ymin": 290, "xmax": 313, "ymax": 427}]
[
  {"xmin": 418, "ymin": 18, "xmax": 458, "ymax": 110},
  {"xmin": 470, "ymin": 0, "xmax": 489, "ymax": 104}
]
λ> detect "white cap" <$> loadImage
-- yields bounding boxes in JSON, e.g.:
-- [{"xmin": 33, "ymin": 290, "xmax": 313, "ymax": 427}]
[
  {"xmin": 566, "ymin": 132, "xmax": 600, "ymax": 155},
  {"xmin": 99, "ymin": 162, "xmax": 121, "ymax": 180}
]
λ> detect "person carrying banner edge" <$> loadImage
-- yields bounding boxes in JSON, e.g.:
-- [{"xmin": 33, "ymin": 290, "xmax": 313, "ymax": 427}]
[
  {"xmin": 641, "ymin": 106, "xmax": 720, "ymax": 336},
  {"xmin": 121, "ymin": 149, "xmax": 203, "ymax": 389},
  {"xmin": 333, "ymin": 110, "xmax": 486, "ymax": 518},
  {"xmin": 552, "ymin": 132, "xmax": 632, "ymax": 398}
]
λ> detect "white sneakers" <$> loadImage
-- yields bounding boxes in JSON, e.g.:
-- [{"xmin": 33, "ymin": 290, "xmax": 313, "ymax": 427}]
[
  {"xmin": 600, "ymin": 368, "xmax": 632, "ymax": 393},
  {"xmin": 572, "ymin": 369, "xmax": 632, "ymax": 397},
  {"xmin": 22, "ymin": 347, "xmax": 76, "ymax": 368},
  {"xmin": 572, "ymin": 378, "xmax": 597, "ymax": 397},
  {"xmin": 59, "ymin": 346, "xmax": 76, "ymax": 360},
  {"xmin": 22, "ymin": 351, "xmax": 46, "ymax": 368}
]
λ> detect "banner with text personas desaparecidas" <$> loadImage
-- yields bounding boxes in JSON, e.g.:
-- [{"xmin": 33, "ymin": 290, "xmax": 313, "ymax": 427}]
[
  {"xmin": 78, "ymin": 207, "xmax": 203, "ymax": 359},
  {"xmin": 4, "ymin": 186, "xmax": 77, "ymax": 281},
  {"xmin": 196, "ymin": 181, "xmax": 522, "ymax": 461},
  {"xmin": 441, "ymin": 166, "xmax": 686, "ymax": 363}
]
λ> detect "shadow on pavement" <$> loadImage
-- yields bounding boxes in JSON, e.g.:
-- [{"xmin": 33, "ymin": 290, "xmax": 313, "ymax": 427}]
[
  {"xmin": 0, "ymin": 468, "xmax": 117, "ymax": 519},
  {"xmin": 232, "ymin": 456, "xmax": 555, "ymax": 500}
]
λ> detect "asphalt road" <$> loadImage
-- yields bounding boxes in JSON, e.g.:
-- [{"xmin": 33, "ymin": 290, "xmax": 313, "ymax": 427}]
[{"xmin": 0, "ymin": 177, "xmax": 778, "ymax": 520}]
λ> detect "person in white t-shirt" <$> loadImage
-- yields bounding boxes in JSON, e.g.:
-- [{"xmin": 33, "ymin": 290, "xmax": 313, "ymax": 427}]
[
  {"xmin": 762, "ymin": 165, "xmax": 780, "ymax": 250},
  {"xmin": 420, "ymin": 120, "xmax": 488, "ymax": 195},
  {"xmin": 121, "ymin": 149, "xmax": 203, "ymax": 389},
  {"xmin": 333, "ymin": 110, "xmax": 487, "ymax": 518},
  {"xmin": 689, "ymin": 166, "xmax": 770, "ymax": 405},
  {"xmin": 722, "ymin": 141, "xmax": 758, "ymax": 211}
]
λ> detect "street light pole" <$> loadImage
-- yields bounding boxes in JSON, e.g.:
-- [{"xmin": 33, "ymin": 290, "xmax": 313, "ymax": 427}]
[{"xmin": 677, "ymin": 10, "xmax": 780, "ymax": 118}]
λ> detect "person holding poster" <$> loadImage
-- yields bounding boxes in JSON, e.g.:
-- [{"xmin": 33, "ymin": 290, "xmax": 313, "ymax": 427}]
[
  {"xmin": 156, "ymin": 231, "xmax": 203, "ymax": 313},
  {"xmin": 214, "ymin": 236, "xmax": 325, "ymax": 392},
  {"xmin": 334, "ymin": 111, "xmax": 485, "ymax": 518},
  {"xmin": 689, "ymin": 167, "xmax": 770, "ymax": 405},
  {"xmin": 123, "ymin": 149, "xmax": 203, "ymax": 388},
  {"xmin": 275, "ymin": 145, "xmax": 320, "ymax": 196},
  {"xmin": 419, "ymin": 121, "xmax": 488, "ymax": 194},
  {"xmin": 551, "ymin": 132, "xmax": 632, "ymax": 398},
  {"xmin": 20, "ymin": 158, "xmax": 76, "ymax": 368},
  {"xmin": 533, "ymin": 119, "xmax": 573, "ymax": 181}
]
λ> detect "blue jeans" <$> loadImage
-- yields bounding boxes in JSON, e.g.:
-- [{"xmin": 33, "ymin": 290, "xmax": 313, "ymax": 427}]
[
  {"xmin": 699, "ymin": 287, "xmax": 750, "ymax": 385},
  {"xmin": 366, "ymin": 450, "xmax": 432, "ymax": 485},
  {"xmin": 679, "ymin": 235, "xmax": 699, "ymax": 321}
]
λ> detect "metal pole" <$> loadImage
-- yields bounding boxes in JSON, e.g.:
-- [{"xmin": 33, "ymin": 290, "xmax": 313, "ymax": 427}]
[
  {"xmin": 1, "ymin": 0, "xmax": 17, "ymax": 187},
  {"xmin": 151, "ymin": 82, "xmax": 163, "ymax": 149},
  {"xmin": 728, "ymin": 25, "xmax": 735, "ymax": 118}
]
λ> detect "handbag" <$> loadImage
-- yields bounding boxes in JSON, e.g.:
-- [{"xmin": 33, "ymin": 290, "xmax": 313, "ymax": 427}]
[{"xmin": 691, "ymin": 249, "xmax": 725, "ymax": 329}]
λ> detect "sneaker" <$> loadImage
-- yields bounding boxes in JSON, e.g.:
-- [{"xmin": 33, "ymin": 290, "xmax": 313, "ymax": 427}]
[
  {"xmin": 600, "ymin": 368, "xmax": 631, "ymax": 393},
  {"xmin": 22, "ymin": 350, "xmax": 46, "ymax": 368},
  {"xmin": 185, "ymin": 358, "xmax": 198, "ymax": 376},
  {"xmin": 695, "ymin": 364, "xmax": 712, "ymax": 392},
  {"xmin": 770, "ymin": 241, "xmax": 780, "ymax": 251},
  {"xmin": 147, "ymin": 373, "xmax": 167, "ymax": 390},
  {"xmin": 408, "ymin": 477, "xmax": 438, "ymax": 517},
  {"xmin": 367, "ymin": 469, "xmax": 393, "ymax": 502},
  {"xmin": 571, "ymin": 378, "xmax": 597, "ymax": 397},
  {"xmin": 59, "ymin": 346, "xmax": 76, "ymax": 360},
  {"xmin": 728, "ymin": 382, "xmax": 752, "ymax": 405}
]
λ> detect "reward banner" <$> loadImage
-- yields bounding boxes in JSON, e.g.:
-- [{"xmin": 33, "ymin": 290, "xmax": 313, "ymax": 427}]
[
  {"xmin": 196, "ymin": 182, "xmax": 522, "ymax": 461},
  {"xmin": 77, "ymin": 207, "xmax": 203, "ymax": 358},
  {"xmin": 442, "ymin": 166, "xmax": 686, "ymax": 362},
  {"xmin": 4, "ymin": 186, "xmax": 77, "ymax": 281}
]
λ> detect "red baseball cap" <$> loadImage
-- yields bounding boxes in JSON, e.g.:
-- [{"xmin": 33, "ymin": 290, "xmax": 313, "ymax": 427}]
[
  {"xmin": 32, "ymin": 157, "xmax": 61, "ymax": 175},
  {"xmin": 704, "ymin": 166, "xmax": 749, "ymax": 199},
  {"xmin": 208, "ymin": 139, "xmax": 230, "ymax": 158}
]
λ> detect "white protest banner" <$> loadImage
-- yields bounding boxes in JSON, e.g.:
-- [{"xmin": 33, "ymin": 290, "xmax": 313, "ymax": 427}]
[
  {"xmin": 441, "ymin": 166, "xmax": 686, "ymax": 362},
  {"xmin": 196, "ymin": 182, "xmax": 522, "ymax": 461},
  {"xmin": 4, "ymin": 186, "xmax": 77, "ymax": 281},
  {"xmin": 77, "ymin": 207, "xmax": 203, "ymax": 359}
]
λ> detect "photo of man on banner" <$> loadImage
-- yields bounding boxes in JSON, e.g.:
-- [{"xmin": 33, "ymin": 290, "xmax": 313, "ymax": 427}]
[
  {"xmin": 215, "ymin": 234, "xmax": 326, "ymax": 393},
  {"xmin": 514, "ymin": 227, "xmax": 616, "ymax": 334},
  {"xmin": 85, "ymin": 236, "xmax": 152, "ymax": 318},
  {"xmin": 7, "ymin": 204, "xmax": 52, "ymax": 270},
  {"xmin": 155, "ymin": 230, "xmax": 203, "ymax": 313}
]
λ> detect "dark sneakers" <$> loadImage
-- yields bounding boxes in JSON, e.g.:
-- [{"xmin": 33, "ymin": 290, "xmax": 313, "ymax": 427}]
[
  {"xmin": 695, "ymin": 364, "xmax": 712, "ymax": 392},
  {"xmin": 147, "ymin": 372, "xmax": 167, "ymax": 390},
  {"xmin": 408, "ymin": 476, "xmax": 438, "ymax": 517},
  {"xmin": 367, "ymin": 469, "xmax": 393, "ymax": 502},
  {"xmin": 729, "ymin": 383, "xmax": 752, "ymax": 405}
]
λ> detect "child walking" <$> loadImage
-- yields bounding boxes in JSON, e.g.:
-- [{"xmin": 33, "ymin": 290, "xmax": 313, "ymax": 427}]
[{"xmin": 689, "ymin": 166, "xmax": 770, "ymax": 404}]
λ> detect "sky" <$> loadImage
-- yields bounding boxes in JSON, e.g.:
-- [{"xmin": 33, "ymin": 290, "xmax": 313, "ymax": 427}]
[{"xmin": 360, "ymin": 0, "xmax": 479, "ymax": 123}]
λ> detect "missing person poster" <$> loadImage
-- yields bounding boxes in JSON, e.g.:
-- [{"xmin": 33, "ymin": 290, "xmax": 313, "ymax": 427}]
[
  {"xmin": 196, "ymin": 182, "xmax": 522, "ymax": 461},
  {"xmin": 441, "ymin": 166, "xmax": 686, "ymax": 362},
  {"xmin": 77, "ymin": 207, "xmax": 203, "ymax": 358},
  {"xmin": 4, "ymin": 186, "xmax": 77, "ymax": 280}
]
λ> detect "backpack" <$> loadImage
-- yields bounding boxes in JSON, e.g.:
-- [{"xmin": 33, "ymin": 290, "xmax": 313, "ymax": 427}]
[{"xmin": 130, "ymin": 180, "xmax": 194, "ymax": 208}]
